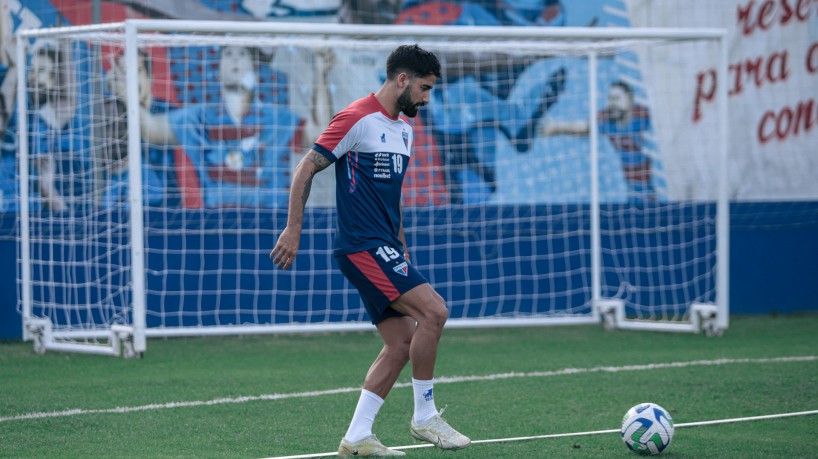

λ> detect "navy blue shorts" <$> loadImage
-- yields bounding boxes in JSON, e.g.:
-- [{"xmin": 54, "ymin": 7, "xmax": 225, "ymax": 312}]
[{"xmin": 336, "ymin": 246, "xmax": 429, "ymax": 324}]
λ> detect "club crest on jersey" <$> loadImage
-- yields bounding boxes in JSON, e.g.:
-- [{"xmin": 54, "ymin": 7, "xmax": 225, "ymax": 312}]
[
  {"xmin": 380, "ymin": 133, "xmax": 386, "ymax": 143},
  {"xmin": 402, "ymin": 131, "xmax": 409, "ymax": 150},
  {"xmin": 393, "ymin": 262, "xmax": 409, "ymax": 276}
]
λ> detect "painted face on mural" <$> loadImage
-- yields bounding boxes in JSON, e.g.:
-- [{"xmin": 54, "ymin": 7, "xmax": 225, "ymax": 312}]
[
  {"xmin": 606, "ymin": 84, "xmax": 633, "ymax": 122},
  {"xmin": 28, "ymin": 50, "xmax": 58, "ymax": 106},
  {"xmin": 219, "ymin": 46, "xmax": 257, "ymax": 91},
  {"xmin": 112, "ymin": 51, "xmax": 153, "ymax": 107}
]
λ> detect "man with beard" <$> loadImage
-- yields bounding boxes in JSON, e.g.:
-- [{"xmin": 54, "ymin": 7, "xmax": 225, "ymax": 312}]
[
  {"xmin": 270, "ymin": 45, "xmax": 470, "ymax": 457},
  {"xmin": 540, "ymin": 80, "xmax": 660, "ymax": 203}
]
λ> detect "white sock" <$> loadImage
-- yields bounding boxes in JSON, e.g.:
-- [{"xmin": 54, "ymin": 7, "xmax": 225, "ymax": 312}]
[
  {"xmin": 412, "ymin": 378, "xmax": 438, "ymax": 425},
  {"xmin": 344, "ymin": 389, "xmax": 384, "ymax": 443}
]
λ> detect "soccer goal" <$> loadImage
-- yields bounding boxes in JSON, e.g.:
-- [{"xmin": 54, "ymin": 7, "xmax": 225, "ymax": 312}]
[{"xmin": 16, "ymin": 20, "xmax": 729, "ymax": 357}]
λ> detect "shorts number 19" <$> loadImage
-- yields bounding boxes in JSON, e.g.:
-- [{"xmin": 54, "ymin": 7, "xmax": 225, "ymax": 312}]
[{"xmin": 375, "ymin": 245, "xmax": 400, "ymax": 262}]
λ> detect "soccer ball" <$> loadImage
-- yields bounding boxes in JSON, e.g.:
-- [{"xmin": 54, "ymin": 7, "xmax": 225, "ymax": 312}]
[{"xmin": 620, "ymin": 403, "xmax": 675, "ymax": 455}]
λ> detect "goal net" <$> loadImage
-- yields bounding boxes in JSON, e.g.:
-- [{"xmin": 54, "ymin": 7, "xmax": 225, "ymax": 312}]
[{"xmin": 17, "ymin": 21, "xmax": 728, "ymax": 356}]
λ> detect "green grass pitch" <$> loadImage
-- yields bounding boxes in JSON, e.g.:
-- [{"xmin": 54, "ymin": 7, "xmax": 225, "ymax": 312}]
[{"xmin": 1, "ymin": 314, "xmax": 817, "ymax": 458}]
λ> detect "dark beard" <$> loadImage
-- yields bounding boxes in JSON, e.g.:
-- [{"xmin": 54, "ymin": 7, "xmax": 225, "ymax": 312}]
[{"xmin": 397, "ymin": 87, "xmax": 420, "ymax": 118}]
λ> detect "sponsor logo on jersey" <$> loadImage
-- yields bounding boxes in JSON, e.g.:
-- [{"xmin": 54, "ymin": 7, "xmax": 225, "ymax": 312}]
[{"xmin": 381, "ymin": 133, "xmax": 386, "ymax": 143}]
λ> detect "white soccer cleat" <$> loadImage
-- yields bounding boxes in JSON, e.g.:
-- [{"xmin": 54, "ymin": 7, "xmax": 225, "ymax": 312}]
[
  {"xmin": 338, "ymin": 435, "xmax": 405, "ymax": 457},
  {"xmin": 409, "ymin": 408, "xmax": 471, "ymax": 450}
]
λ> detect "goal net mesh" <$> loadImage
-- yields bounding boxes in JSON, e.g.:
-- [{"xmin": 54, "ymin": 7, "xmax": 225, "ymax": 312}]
[{"xmin": 18, "ymin": 26, "xmax": 724, "ymax": 342}]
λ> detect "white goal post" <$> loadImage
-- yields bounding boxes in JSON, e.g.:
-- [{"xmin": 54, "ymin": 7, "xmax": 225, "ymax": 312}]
[{"xmin": 16, "ymin": 20, "xmax": 729, "ymax": 357}]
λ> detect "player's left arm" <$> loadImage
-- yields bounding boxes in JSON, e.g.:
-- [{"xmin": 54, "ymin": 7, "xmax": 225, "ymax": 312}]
[
  {"xmin": 398, "ymin": 203, "xmax": 410, "ymax": 263},
  {"xmin": 270, "ymin": 149, "xmax": 332, "ymax": 270}
]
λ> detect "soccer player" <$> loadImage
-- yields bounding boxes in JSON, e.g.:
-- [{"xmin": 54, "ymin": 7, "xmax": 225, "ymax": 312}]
[
  {"xmin": 540, "ymin": 80, "xmax": 661, "ymax": 203},
  {"xmin": 270, "ymin": 45, "xmax": 470, "ymax": 457}
]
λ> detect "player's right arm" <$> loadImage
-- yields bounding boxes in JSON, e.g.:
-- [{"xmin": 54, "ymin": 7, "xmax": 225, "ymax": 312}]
[{"xmin": 269, "ymin": 149, "xmax": 332, "ymax": 270}]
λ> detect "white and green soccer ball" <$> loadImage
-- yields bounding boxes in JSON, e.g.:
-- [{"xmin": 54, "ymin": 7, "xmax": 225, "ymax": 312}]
[{"xmin": 620, "ymin": 403, "xmax": 675, "ymax": 455}]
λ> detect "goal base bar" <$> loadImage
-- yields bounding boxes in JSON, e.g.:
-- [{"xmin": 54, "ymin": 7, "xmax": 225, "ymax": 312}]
[
  {"xmin": 595, "ymin": 300, "xmax": 723, "ymax": 336},
  {"xmin": 24, "ymin": 318, "xmax": 139, "ymax": 358}
]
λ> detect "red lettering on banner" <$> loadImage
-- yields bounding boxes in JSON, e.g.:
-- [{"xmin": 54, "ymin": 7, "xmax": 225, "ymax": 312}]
[
  {"xmin": 780, "ymin": 0, "xmax": 795, "ymax": 23},
  {"xmin": 758, "ymin": 98, "xmax": 818, "ymax": 143},
  {"xmin": 767, "ymin": 51, "xmax": 790, "ymax": 82},
  {"xmin": 737, "ymin": 1, "xmax": 753, "ymax": 35},
  {"xmin": 792, "ymin": 99, "xmax": 817, "ymax": 135},
  {"xmin": 759, "ymin": 0, "xmax": 776, "ymax": 31},
  {"xmin": 807, "ymin": 42, "xmax": 818, "ymax": 73},
  {"xmin": 693, "ymin": 70, "xmax": 717, "ymax": 122},
  {"xmin": 794, "ymin": 0, "xmax": 814, "ymax": 20},
  {"xmin": 759, "ymin": 112, "xmax": 776, "ymax": 142},
  {"xmin": 694, "ymin": 50, "xmax": 791, "ymax": 121},
  {"xmin": 776, "ymin": 107, "xmax": 794, "ymax": 139},
  {"xmin": 730, "ymin": 51, "xmax": 790, "ymax": 96},
  {"xmin": 737, "ymin": 0, "xmax": 815, "ymax": 36},
  {"xmin": 730, "ymin": 57, "xmax": 760, "ymax": 95}
]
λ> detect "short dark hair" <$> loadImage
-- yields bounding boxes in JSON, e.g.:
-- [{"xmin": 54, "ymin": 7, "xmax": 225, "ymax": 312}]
[
  {"xmin": 610, "ymin": 80, "xmax": 634, "ymax": 99},
  {"xmin": 385, "ymin": 44, "xmax": 441, "ymax": 81},
  {"xmin": 218, "ymin": 45, "xmax": 263, "ymax": 68}
]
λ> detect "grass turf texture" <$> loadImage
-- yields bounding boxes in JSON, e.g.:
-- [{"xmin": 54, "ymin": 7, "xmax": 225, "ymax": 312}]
[{"xmin": 1, "ymin": 314, "xmax": 817, "ymax": 458}]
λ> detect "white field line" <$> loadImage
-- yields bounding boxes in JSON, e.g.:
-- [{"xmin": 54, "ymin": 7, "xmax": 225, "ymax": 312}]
[
  {"xmin": 267, "ymin": 409, "xmax": 818, "ymax": 459},
  {"xmin": 1, "ymin": 355, "xmax": 815, "ymax": 424}
]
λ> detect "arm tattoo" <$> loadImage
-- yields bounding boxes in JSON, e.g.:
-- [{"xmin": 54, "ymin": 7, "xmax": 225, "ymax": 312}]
[
  {"xmin": 302, "ymin": 175, "xmax": 313, "ymax": 208},
  {"xmin": 307, "ymin": 151, "xmax": 332, "ymax": 172},
  {"xmin": 301, "ymin": 150, "xmax": 331, "ymax": 207}
]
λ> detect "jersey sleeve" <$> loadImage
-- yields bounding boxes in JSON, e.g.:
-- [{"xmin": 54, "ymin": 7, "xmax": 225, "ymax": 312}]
[{"xmin": 314, "ymin": 109, "xmax": 366, "ymax": 163}]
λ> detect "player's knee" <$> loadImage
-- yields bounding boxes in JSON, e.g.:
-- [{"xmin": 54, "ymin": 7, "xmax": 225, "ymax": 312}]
[
  {"xmin": 387, "ymin": 342, "xmax": 410, "ymax": 365},
  {"xmin": 422, "ymin": 301, "xmax": 449, "ymax": 332},
  {"xmin": 436, "ymin": 303, "xmax": 449, "ymax": 325},
  {"xmin": 395, "ymin": 333, "xmax": 413, "ymax": 361}
]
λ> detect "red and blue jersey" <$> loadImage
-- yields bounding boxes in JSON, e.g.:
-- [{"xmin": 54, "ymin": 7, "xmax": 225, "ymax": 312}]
[
  {"xmin": 598, "ymin": 105, "xmax": 651, "ymax": 167},
  {"xmin": 168, "ymin": 101, "xmax": 302, "ymax": 208},
  {"xmin": 313, "ymin": 94, "xmax": 413, "ymax": 255}
]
